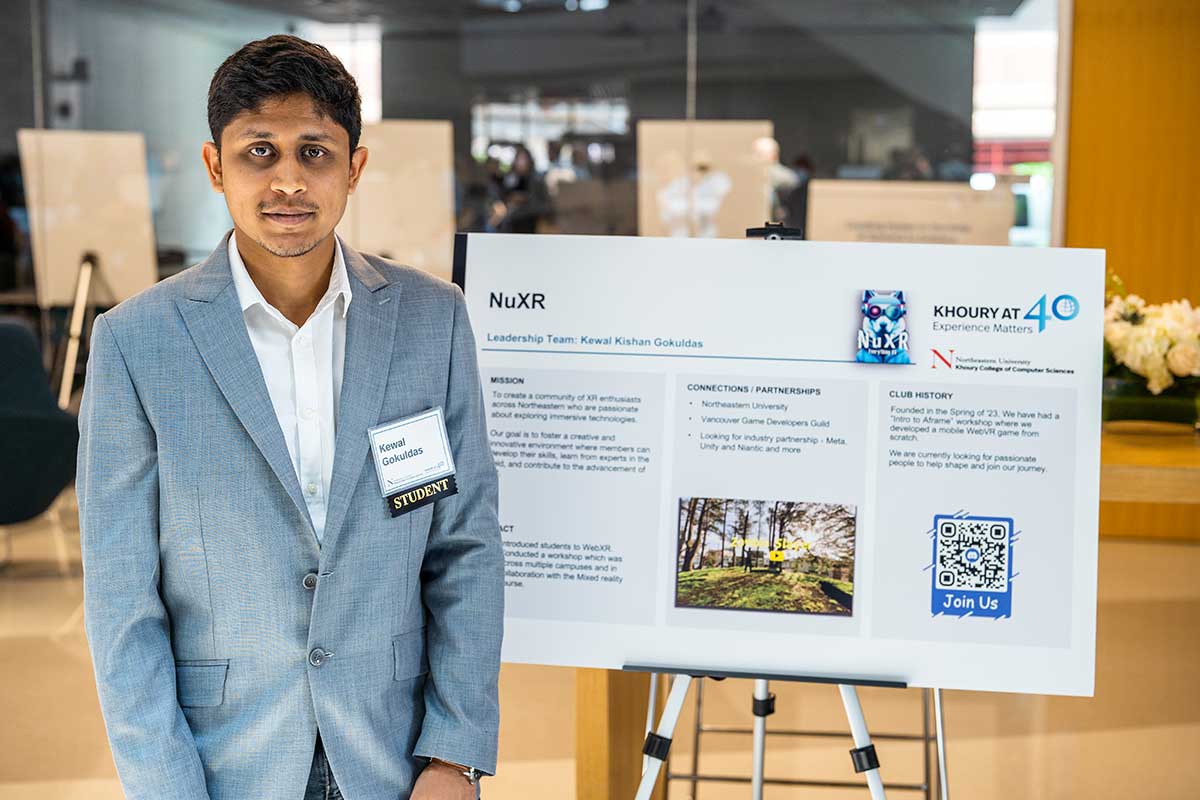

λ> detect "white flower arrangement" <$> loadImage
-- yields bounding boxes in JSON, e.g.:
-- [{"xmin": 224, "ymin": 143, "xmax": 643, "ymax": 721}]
[{"xmin": 1105, "ymin": 292, "xmax": 1200, "ymax": 394}]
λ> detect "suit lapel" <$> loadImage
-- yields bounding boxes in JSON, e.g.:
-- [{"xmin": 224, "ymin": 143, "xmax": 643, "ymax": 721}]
[
  {"xmin": 175, "ymin": 231, "xmax": 316, "ymax": 540},
  {"xmin": 318, "ymin": 242, "xmax": 402, "ymax": 556}
]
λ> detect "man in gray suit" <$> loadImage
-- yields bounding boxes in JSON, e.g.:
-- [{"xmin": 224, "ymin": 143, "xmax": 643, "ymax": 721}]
[{"xmin": 76, "ymin": 35, "xmax": 503, "ymax": 799}]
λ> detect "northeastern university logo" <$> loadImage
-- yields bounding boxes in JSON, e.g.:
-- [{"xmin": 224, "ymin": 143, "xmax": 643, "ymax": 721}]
[
  {"xmin": 855, "ymin": 290, "xmax": 912, "ymax": 364},
  {"xmin": 931, "ymin": 348, "xmax": 956, "ymax": 369}
]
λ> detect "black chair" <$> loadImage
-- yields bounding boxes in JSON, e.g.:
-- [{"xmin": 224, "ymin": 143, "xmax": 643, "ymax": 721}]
[{"xmin": 0, "ymin": 318, "xmax": 79, "ymax": 568}]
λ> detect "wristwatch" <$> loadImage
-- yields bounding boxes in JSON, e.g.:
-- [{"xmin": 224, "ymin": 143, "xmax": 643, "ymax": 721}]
[{"xmin": 429, "ymin": 757, "xmax": 482, "ymax": 785}]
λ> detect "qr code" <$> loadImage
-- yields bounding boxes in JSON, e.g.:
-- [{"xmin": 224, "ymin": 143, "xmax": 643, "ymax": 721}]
[{"xmin": 934, "ymin": 516, "xmax": 1011, "ymax": 593}]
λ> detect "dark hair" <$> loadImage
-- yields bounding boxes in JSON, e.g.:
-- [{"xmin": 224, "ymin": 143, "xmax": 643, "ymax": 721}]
[{"xmin": 207, "ymin": 34, "xmax": 362, "ymax": 153}]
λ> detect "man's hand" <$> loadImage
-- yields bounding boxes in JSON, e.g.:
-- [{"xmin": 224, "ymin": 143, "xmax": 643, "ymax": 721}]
[{"xmin": 411, "ymin": 760, "xmax": 475, "ymax": 800}]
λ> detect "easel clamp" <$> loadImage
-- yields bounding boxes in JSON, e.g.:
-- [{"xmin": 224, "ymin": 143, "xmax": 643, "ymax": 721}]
[
  {"xmin": 642, "ymin": 732, "xmax": 672, "ymax": 761},
  {"xmin": 851, "ymin": 743, "xmax": 881, "ymax": 773},
  {"xmin": 752, "ymin": 693, "xmax": 776, "ymax": 717}
]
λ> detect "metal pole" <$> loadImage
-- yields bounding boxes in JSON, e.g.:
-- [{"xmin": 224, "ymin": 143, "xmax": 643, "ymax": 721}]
[
  {"xmin": 751, "ymin": 679, "xmax": 769, "ymax": 800},
  {"xmin": 30, "ymin": 0, "xmax": 45, "ymax": 130},
  {"xmin": 690, "ymin": 677, "xmax": 704, "ymax": 798},
  {"xmin": 838, "ymin": 684, "xmax": 887, "ymax": 800},
  {"xmin": 922, "ymin": 689, "xmax": 932, "ymax": 800},
  {"xmin": 635, "ymin": 674, "xmax": 693, "ymax": 800},
  {"xmin": 685, "ymin": 0, "xmax": 697, "ymax": 122},
  {"xmin": 1050, "ymin": 0, "xmax": 1074, "ymax": 247},
  {"xmin": 933, "ymin": 689, "xmax": 950, "ymax": 800},
  {"xmin": 58, "ymin": 253, "xmax": 95, "ymax": 409},
  {"xmin": 643, "ymin": 672, "xmax": 659, "ymax": 773},
  {"xmin": 684, "ymin": 0, "xmax": 697, "ymax": 237}
]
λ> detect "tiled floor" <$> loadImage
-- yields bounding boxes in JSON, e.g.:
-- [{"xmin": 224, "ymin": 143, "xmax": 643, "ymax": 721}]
[{"xmin": 1, "ymin": 490, "xmax": 1197, "ymax": 799}]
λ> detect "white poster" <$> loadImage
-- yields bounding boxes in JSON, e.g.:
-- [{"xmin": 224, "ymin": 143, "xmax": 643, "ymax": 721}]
[
  {"xmin": 637, "ymin": 121, "xmax": 773, "ymax": 239},
  {"xmin": 18, "ymin": 129, "xmax": 158, "ymax": 309},
  {"xmin": 461, "ymin": 234, "xmax": 1104, "ymax": 696},
  {"xmin": 807, "ymin": 179, "xmax": 1015, "ymax": 246},
  {"xmin": 338, "ymin": 120, "xmax": 455, "ymax": 281}
]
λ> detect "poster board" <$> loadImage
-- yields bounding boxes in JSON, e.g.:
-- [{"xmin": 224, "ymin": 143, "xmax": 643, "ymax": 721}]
[
  {"xmin": 807, "ymin": 179, "xmax": 1015, "ymax": 245},
  {"xmin": 17, "ymin": 129, "xmax": 158, "ymax": 309},
  {"xmin": 338, "ymin": 120, "xmax": 455, "ymax": 282},
  {"xmin": 637, "ymin": 121, "xmax": 772, "ymax": 238},
  {"xmin": 457, "ymin": 233, "xmax": 1104, "ymax": 696},
  {"xmin": 554, "ymin": 179, "xmax": 637, "ymax": 236}
]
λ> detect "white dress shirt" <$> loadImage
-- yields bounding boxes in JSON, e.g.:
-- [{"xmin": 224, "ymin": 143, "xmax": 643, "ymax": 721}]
[{"xmin": 228, "ymin": 232, "xmax": 352, "ymax": 543}]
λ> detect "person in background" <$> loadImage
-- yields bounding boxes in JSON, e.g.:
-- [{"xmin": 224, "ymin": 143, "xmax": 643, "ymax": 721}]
[
  {"xmin": 937, "ymin": 140, "xmax": 973, "ymax": 181},
  {"xmin": 497, "ymin": 145, "xmax": 551, "ymax": 234},
  {"xmin": 753, "ymin": 137, "xmax": 798, "ymax": 227},
  {"xmin": 782, "ymin": 153, "xmax": 814, "ymax": 236},
  {"xmin": 457, "ymin": 156, "xmax": 504, "ymax": 233},
  {"xmin": 483, "ymin": 155, "xmax": 504, "ymax": 196},
  {"xmin": 545, "ymin": 141, "xmax": 583, "ymax": 196},
  {"xmin": 883, "ymin": 147, "xmax": 934, "ymax": 181}
]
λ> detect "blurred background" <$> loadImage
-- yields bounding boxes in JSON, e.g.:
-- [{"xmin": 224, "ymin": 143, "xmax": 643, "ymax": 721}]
[
  {"xmin": 0, "ymin": 0, "xmax": 1066, "ymax": 280},
  {"xmin": 0, "ymin": 1, "xmax": 1197, "ymax": 798}
]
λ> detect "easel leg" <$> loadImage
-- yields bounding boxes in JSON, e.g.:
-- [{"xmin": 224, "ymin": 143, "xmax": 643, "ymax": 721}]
[
  {"xmin": 934, "ymin": 688, "xmax": 950, "ymax": 800},
  {"xmin": 690, "ymin": 678, "xmax": 703, "ymax": 798},
  {"xmin": 643, "ymin": 672, "xmax": 659, "ymax": 774},
  {"xmin": 635, "ymin": 674, "xmax": 692, "ymax": 800},
  {"xmin": 751, "ymin": 679, "xmax": 771, "ymax": 800},
  {"xmin": 923, "ymin": 689, "xmax": 933, "ymax": 800},
  {"xmin": 39, "ymin": 308, "xmax": 53, "ymax": 373},
  {"xmin": 48, "ymin": 491, "xmax": 72, "ymax": 577},
  {"xmin": 838, "ymin": 684, "xmax": 887, "ymax": 800},
  {"xmin": 58, "ymin": 255, "xmax": 95, "ymax": 410},
  {"xmin": 51, "ymin": 599, "xmax": 85, "ymax": 641}
]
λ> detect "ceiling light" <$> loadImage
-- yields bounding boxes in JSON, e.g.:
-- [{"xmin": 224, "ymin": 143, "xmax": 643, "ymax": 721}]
[{"xmin": 970, "ymin": 173, "xmax": 997, "ymax": 191}]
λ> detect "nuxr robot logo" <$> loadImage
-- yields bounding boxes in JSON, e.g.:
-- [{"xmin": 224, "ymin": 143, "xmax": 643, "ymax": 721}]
[{"xmin": 855, "ymin": 290, "xmax": 912, "ymax": 364}]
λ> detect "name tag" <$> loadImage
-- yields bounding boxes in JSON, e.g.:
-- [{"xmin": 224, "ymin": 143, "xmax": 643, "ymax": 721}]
[{"xmin": 367, "ymin": 408, "xmax": 458, "ymax": 517}]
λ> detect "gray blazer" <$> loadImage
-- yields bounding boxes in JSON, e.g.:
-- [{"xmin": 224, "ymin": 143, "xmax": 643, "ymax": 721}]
[{"xmin": 76, "ymin": 231, "xmax": 503, "ymax": 800}]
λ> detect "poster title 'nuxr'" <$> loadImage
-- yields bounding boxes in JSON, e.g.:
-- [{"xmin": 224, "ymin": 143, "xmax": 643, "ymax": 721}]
[{"xmin": 490, "ymin": 292, "xmax": 546, "ymax": 310}]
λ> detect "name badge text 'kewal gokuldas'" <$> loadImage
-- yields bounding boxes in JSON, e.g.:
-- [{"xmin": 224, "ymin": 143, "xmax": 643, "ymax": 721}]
[{"xmin": 367, "ymin": 408, "xmax": 457, "ymax": 517}]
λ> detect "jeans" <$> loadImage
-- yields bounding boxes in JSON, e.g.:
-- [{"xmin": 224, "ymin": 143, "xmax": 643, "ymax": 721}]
[
  {"xmin": 303, "ymin": 737, "xmax": 343, "ymax": 800},
  {"xmin": 303, "ymin": 737, "xmax": 483, "ymax": 799}
]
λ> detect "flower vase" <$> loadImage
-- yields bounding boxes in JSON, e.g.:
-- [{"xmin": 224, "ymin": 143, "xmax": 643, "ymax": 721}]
[{"xmin": 1102, "ymin": 372, "xmax": 1200, "ymax": 432}]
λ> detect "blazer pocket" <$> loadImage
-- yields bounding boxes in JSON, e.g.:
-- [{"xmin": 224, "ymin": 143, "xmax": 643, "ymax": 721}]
[
  {"xmin": 392, "ymin": 627, "xmax": 429, "ymax": 681},
  {"xmin": 175, "ymin": 659, "xmax": 229, "ymax": 708}
]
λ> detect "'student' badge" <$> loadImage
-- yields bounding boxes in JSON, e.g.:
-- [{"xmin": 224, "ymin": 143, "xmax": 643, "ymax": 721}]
[{"xmin": 367, "ymin": 408, "xmax": 458, "ymax": 517}]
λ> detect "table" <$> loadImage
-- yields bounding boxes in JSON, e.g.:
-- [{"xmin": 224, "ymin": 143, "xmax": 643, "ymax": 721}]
[{"xmin": 1100, "ymin": 424, "xmax": 1200, "ymax": 505}]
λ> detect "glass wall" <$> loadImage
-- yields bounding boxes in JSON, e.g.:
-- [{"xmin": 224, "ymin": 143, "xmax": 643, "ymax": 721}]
[{"xmin": 0, "ymin": 0, "xmax": 1063, "ymax": 296}]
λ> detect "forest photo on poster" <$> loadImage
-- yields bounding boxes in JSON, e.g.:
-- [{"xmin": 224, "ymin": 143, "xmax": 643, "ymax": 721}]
[{"xmin": 675, "ymin": 497, "xmax": 856, "ymax": 616}]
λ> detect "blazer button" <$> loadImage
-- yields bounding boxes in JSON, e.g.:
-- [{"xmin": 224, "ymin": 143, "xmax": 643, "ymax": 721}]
[
  {"xmin": 302, "ymin": 572, "xmax": 318, "ymax": 590},
  {"xmin": 308, "ymin": 648, "xmax": 328, "ymax": 667}
]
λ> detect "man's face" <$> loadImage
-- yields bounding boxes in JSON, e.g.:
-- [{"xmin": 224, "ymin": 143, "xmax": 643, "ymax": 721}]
[{"xmin": 202, "ymin": 92, "xmax": 367, "ymax": 258}]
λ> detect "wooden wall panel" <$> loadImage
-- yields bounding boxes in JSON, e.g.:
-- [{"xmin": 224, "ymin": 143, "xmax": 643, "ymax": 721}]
[
  {"xmin": 1067, "ymin": 1, "xmax": 1200, "ymax": 540},
  {"xmin": 1066, "ymin": 0, "xmax": 1200, "ymax": 304},
  {"xmin": 1100, "ymin": 502, "xmax": 1198, "ymax": 540},
  {"xmin": 575, "ymin": 669, "xmax": 665, "ymax": 800}
]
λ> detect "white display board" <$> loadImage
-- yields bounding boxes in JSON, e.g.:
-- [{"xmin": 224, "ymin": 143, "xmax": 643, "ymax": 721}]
[
  {"xmin": 337, "ymin": 120, "xmax": 455, "ymax": 281},
  {"xmin": 637, "ymin": 121, "xmax": 772, "ymax": 239},
  {"xmin": 459, "ymin": 233, "xmax": 1104, "ymax": 696},
  {"xmin": 18, "ymin": 129, "xmax": 158, "ymax": 309},
  {"xmin": 807, "ymin": 179, "xmax": 1015, "ymax": 246}
]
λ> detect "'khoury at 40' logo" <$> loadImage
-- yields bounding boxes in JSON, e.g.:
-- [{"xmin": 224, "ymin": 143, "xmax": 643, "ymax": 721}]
[{"xmin": 856, "ymin": 290, "xmax": 911, "ymax": 364}]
